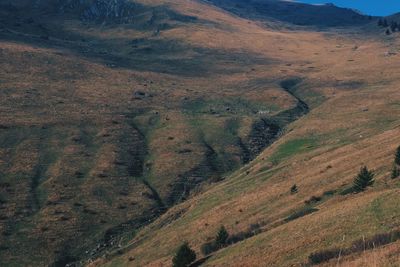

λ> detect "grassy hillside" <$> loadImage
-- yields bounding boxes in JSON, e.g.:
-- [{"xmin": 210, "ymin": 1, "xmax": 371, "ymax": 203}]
[
  {"xmin": 0, "ymin": 0, "xmax": 317, "ymax": 265},
  {"xmin": 1, "ymin": 0, "xmax": 400, "ymax": 266},
  {"xmin": 81, "ymin": 2, "xmax": 400, "ymax": 267},
  {"xmin": 98, "ymin": 35, "xmax": 400, "ymax": 264}
]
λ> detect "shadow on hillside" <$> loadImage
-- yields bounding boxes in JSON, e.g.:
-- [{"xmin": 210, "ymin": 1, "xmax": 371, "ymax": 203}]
[
  {"xmin": 0, "ymin": 1, "xmax": 269, "ymax": 77},
  {"xmin": 0, "ymin": 27, "xmax": 274, "ymax": 77}
]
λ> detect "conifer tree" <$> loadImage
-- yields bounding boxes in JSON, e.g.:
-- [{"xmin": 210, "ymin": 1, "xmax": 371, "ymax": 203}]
[
  {"xmin": 215, "ymin": 226, "xmax": 229, "ymax": 248},
  {"xmin": 172, "ymin": 242, "xmax": 196, "ymax": 267},
  {"xmin": 353, "ymin": 166, "xmax": 374, "ymax": 192},
  {"xmin": 395, "ymin": 145, "xmax": 400, "ymax": 165},
  {"xmin": 391, "ymin": 165, "xmax": 400, "ymax": 179}
]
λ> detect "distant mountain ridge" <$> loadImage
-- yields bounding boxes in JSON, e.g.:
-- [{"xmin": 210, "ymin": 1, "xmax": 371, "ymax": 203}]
[
  {"xmin": 207, "ymin": 0, "xmax": 374, "ymax": 27},
  {"xmin": 1, "ymin": 0, "xmax": 375, "ymax": 27}
]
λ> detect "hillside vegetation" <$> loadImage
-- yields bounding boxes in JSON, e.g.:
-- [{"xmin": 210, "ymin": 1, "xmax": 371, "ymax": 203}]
[{"xmin": 1, "ymin": 0, "xmax": 400, "ymax": 266}]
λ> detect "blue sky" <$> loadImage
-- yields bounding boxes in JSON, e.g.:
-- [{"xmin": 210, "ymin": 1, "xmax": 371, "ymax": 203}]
[{"xmin": 296, "ymin": 0, "xmax": 400, "ymax": 16}]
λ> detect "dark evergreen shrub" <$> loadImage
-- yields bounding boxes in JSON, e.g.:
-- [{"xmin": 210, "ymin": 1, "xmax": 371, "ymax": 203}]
[
  {"xmin": 352, "ymin": 166, "xmax": 374, "ymax": 192},
  {"xmin": 172, "ymin": 242, "xmax": 196, "ymax": 267}
]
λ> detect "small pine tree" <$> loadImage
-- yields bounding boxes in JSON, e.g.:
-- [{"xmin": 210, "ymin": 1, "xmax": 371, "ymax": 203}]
[
  {"xmin": 395, "ymin": 145, "xmax": 400, "ymax": 165},
  {"xmin": 386, "ymin": 29, "xmax": 391, "ymax": 35},
  {"xmin": 353, "ymin": 166, "xmax": 375, "ymax": 192},
  {"xmin": 391, "ymin": 165, "xmax": 400, "ymax": 179},
  {"xmin": 215, "ymin": 226, "xmax": 229, "ymax": 248},
  {"xmin": 290, "ymin": 184, "xmax": 298, "ymax": 194},
  {"xmin": 172, "ymin": 242, "xmax": 196, "ymax": 267}
]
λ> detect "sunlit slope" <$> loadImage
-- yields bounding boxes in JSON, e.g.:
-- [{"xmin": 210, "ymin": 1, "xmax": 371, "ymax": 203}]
[
  {"xmin": 0, "ymin": 0, "xmax": 349, "ymax": 265},
  {"xmin": 95, "ymin": 13, "xmax": 400, "ymax": 267}
]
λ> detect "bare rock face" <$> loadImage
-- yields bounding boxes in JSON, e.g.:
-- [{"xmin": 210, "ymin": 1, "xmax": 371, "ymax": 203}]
[
  {"xmin": 3, "ymin": 0, "xmax": 197, "ymax": 27},
  {"xmin": 10, "ymin": 0, "xmax": 140, "ymax": 23},
  {"xmin": 83, "ymin": 0, "xmax": 136, "ymax": 22}
]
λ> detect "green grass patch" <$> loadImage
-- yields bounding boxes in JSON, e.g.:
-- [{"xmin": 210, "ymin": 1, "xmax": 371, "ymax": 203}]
[
  {"xmin": 269, "ymin": 138, "xmax": 318, "ymax": 163},
  {"xmin": 182, "ymin": 97, "xmax": 279, "ymax": 116},
  {"xmin": 186, "ymin": 115, "xmax": 243, "ymax": 171},
  {"xmin": 225, "ymin": 117, "xmax": 240, "ymax": 136}
]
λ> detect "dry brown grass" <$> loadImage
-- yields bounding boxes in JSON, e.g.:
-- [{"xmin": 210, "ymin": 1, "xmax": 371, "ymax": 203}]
[
  {"xmin": 321, "ymin": 240, "xmax": 400, "ymax": 267},
  {"xmin": 87, "ymin": 2, "xmax": 400, "ymax": 266},
  {"xmin": 2, "ymin": 0, "xmax": 400, "ymax": 266}
]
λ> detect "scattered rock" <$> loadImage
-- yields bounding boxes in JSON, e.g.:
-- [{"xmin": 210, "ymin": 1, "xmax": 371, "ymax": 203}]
[
  {"xmin": 133, "ymin": 90, "xmax": 152, "ymax": 100},
  {"xmin": 177, "ymin": 148, "xmax": 192, "ymax": 154},
  {"xmin": 97, "ymin": 173, "xmax": 108, "ymax": 178},
  {"xmin": 75, "ymin": 171, "xmax": 85, "ymax": 178},
  {"xmin": 46, "ymin": 200, "xmax": 59, "ymax": 206},
  {"xmin": 71, "ymin": 136, "xmax": 82, "ymax": 142},
  {"xmin": 59, "ymin": 216, "xmax": 70, "ymax": 221},
  {"xmin": 83, "ymin": 208, "xmax": 97, "ymax": 215}
]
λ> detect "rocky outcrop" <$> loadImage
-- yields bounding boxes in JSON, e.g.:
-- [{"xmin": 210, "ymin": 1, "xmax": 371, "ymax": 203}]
[
  {"xmin": 246, "ymin": 118, "xmax": 281, "ymax": 161},
  {"xmin": 243, "ymin": 78, "xmax": 309, "ymax": 163},
  {"xmin": 61, "ymin": 0, "xmax": 137, "ymax": 23},
  {"xmin": 26, "ymin": 0, "xmax": 197, "ymax": 25},
  {"xmin": 58, "ymin": 0, "xmax": 139, "ymax": 23}
]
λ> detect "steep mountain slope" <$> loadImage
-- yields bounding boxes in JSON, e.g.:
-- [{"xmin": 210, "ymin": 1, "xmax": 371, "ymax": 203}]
[
  {"xmin": 71, "ymin": 2, "xmax": 400, "ymax": 267},
  {"xmin": 0, "ymin": 0, "xmax": 319, "ymax": 265},
  {"xmin": 97, "ymin": 29, "xmax": 400, "ymax": 266},
  {"xmin": 1, "ymin": 0, "xmax": 399, "ymax": 266}
]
